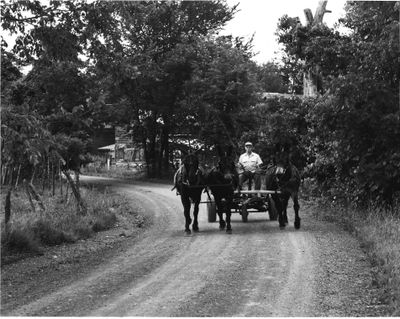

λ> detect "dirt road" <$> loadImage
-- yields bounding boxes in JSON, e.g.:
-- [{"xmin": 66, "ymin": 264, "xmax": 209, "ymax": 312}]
[{"xmin": 1, "ymin": 176, "xmax": 386, "ymax": 316}]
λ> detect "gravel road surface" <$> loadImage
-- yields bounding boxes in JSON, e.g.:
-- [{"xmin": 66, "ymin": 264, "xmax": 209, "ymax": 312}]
[{"xmin": 1, "ymin": 176, "xmax": 387, "ymax": 316}]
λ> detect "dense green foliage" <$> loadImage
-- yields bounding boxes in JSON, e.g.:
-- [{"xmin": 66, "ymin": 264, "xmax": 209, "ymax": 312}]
[{"xmin": 275, "ymin": 1, "xmax": 400, "ymax": 205}]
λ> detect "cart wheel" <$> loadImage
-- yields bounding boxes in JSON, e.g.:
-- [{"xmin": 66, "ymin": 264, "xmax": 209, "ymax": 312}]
[
  {"xmin": 268, "ymin": 196, "xmax": 278, "ymax": 221},
  {"xmin": 207, "ymin": 201, "xmax": 217, "ymax": 222},
  {"xmin": 241, "ymin": 205, "xmax": 249, "ymax": 222}
]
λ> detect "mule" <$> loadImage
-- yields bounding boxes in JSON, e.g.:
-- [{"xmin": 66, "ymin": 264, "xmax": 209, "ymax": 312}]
[
  {"xmin": 265, "ymin": 146, "xmax": 301, "ymax": 229},
  {"xmin": 205, "ymin": 145, "xmax": 238, "ymax": 234},
  {"xmin": 173, "ymin": 153, "xmax": 205, "ymax": 234}
]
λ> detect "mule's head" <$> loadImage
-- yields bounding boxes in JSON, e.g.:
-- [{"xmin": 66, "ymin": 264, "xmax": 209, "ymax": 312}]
[
  {"xmin": 216, "ymin": 145, "xmax": 238, "ymax": 189},
  {"xmin": 273, "ymin": 143, "xmax": 292, "ymax": 185},
  {"xmin": 182, "ymin": 153, "xmax": 200, "ymax": 185}
]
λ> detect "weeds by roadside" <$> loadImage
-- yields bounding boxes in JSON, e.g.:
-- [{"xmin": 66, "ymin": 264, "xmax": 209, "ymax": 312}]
[
  {"xmin": 304, "ymin": 196, "xmax": 400, "ymax": 316},
  {"xmin": 1, "ymin": 186, "xmax": 144, "ymax": 264}
]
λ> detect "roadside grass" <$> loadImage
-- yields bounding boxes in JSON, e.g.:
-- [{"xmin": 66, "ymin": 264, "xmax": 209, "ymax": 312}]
[
  {"xmin": 307, "ymin": 196, "xmax": 400, "ymax": 316},
  {"xmin": 82, "ymin": 166, "xmax": 174, "ymax": 182},
  {"xmin": 1, "ymin": 185, "xmax": 144, "ymax": 263},
  {"xmin": 82, "ymin": 166, "xmax": 146, "ymax": 180}
]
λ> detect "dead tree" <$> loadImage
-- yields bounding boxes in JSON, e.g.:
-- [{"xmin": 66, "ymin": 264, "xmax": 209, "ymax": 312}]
[{"xmin": 303, "ymin": 0, "xmax": 331, "ymax": 97}]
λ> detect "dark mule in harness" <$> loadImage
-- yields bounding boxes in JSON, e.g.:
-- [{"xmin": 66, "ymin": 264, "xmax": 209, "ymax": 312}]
[
  {"xmin": 205, "ymin": 145, "xmax": 238, "ymax": 234},
  {"xmin": 173, "ymin": 153, "xmax": 205, "ymax": 234},
  {"xmin": 265, "ymin": 145, "xmax": 301, "ymax": 229}
]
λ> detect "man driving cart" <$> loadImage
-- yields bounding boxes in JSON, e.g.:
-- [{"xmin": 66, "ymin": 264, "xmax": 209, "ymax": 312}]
[{"xmin": 238, "ymin": 141, "xmax": 263, "ymax": 191}]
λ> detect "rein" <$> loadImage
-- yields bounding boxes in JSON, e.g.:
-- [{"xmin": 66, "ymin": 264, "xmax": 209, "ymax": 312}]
[{"xmin": 183, "ymin": 183, "xmax": 233, "ymax": 188}]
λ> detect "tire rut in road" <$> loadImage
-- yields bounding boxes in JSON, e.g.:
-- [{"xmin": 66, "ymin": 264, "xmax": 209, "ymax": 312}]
[{"xmin": 6, "ymin": 187, "xmax": 190, "ymax": 316}]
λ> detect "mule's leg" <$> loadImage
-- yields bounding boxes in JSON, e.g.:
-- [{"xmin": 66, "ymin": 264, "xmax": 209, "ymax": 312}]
[
  {"xmin": 192, "ymin": 192, "xmax": 201, "ymax": 232},
  {"xmin": 225, "ymin": 198, "xmax": 232, "ymax": 234},
  {"xmin": 215, "ymin": 198, "xmax": 226, "ymax": 230},
  {"xmin": 274, "ymin": 194, "xmax": 286, "ymax": 229},
  {"xmin": 181, "ymin": 195, "xmax": 192, "ymax": 234},
  {"xmin": 282, "ymin": 195, "xmax": 289, "ymax": 225},
  {"xmin": 293, "ymin": 192, "xmax": 301, "ymax": 229}
]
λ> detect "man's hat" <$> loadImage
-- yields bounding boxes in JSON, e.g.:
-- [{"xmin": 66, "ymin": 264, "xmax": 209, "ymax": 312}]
[{"xmin": 245, "ymin": 141, "xmax": 253, "ymax": 146}]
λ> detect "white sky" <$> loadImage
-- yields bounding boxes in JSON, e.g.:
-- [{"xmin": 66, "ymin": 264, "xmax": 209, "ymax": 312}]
[{"xmin": 220, "ymin": 0, "xmax": 348, "ymax": 64}]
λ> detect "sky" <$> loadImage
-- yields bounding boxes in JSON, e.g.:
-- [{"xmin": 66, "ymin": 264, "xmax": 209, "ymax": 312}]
[{"xmin": 220, "ymin": 0, "xmax": 348, "ymax": 65}]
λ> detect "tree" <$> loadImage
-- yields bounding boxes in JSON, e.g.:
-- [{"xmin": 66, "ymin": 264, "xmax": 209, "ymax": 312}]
[
  {"xmin": 281, "ymin": 1, "xmax": 400, "ymax": 205},
  {"xmin": 1, "ymin": 0, "xmax": 99, "ymax": 213},
  {"xmin": 275, "ymin": 15, "xmax": 305, "ymax": 94},
  {"xmin": 255, "ymin": 62, "xmax": 288, "ymax": 93},
  {"xmin": 80, "ymin": 1, "xmax": 239, "ymax": 177},
  {"xmin": 183, "ymin": 35, "xmax": 259, "ymax": 154}
]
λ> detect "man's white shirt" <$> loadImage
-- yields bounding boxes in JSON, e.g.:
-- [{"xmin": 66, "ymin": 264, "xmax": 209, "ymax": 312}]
[{"xmin": 238, "ymin": 152, "xmax": 263, "ymax": 173}]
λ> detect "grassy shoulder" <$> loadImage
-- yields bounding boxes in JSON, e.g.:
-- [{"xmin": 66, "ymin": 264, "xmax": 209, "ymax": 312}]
[
  {"xmin": 81, "ymin": 166, "xmax": 174, "ymax": 184},
  {"xmin": 82, "ymin": 166, "xmax": 147, "ymax": 180},
  {"xmin": 1, "ymin": 185, "xmax": 145, "ymax": 265},
  {"xmin": 304, "ymin": 195, "xmax": 400, "ymax": 316}
]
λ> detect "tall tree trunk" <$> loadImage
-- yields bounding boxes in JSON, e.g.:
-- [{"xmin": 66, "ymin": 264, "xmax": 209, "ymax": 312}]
[
  {"xmin": 151, "ymin": 139, "xmax": 157, "ymax": 177},
  {"xmin": 9, "ymin": 166, "xmax": 14, "ymax": 187},
  {"xmin": 65, "ymin": 180, "xmax": 70, "ymax": 203},
  {"xmin": 149, "ymin": 133, "xmax": 157, "ymax": 178},
  {"xmin": 143, "ymin": 136, "xmax": 151, "ymax": 177},
  {"xmin": 2, "ymin": 164, "xmax": 8, "ymax": 185},
  {"xmin": 52, "ymin": 160, "xmax": 55, "ymax": 196},
  {"xmin": 15, "ymin": 164, "xmax": 21, "ymax": 189},
  {"xmin": 42, "ymin": 162, "xmax": 46, "ymax": 193},
  {"xmin": 31, "ymin": 166, "xmax": 36, "ymax": 184},
  {"xmin": 161, "ymin": 124, "xmax": 170, "ymax": 174},
  {"xmin": 157, "ymin": 135, "xmax": 163, "ymax": 177},
  {"xmin": 5, "ymin": 188, "xmax": 12, "ymax": 234},
  {"xmin": 59, "ymin": 160, "xmax": 63, "ymax": 196},
  {"xmin": 74, "ymin": 170, "xmax": 81, "ymax": 214}
]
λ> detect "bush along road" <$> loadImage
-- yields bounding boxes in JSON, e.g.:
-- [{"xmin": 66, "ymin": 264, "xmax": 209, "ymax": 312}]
[{"xmin": 1, "ymin": 176, "xmax": 390, "ymax": 316}]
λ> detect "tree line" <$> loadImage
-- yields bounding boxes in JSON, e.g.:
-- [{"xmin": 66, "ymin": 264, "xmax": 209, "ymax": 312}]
[{"xmin": 1, "ymin": 1, "xmax": 399, "ymax": 207}]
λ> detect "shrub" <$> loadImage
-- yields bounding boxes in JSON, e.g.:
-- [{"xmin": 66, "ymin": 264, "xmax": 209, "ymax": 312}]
[
  {"xmin": 91, "ymin": 212, "xmax": 117, "ymax": 232},
  {"xmin": 31, "ymin": 219, "xmax": 76, "ymax": 246},
  {"xmin": 1, "ymin": 225, "xmax": 41, "ymax": 254}
]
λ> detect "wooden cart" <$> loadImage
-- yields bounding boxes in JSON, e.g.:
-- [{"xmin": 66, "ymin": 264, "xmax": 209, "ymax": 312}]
[{"xmin": 206, "ymin": 189, "xmax": 280, "ymax": 223}]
